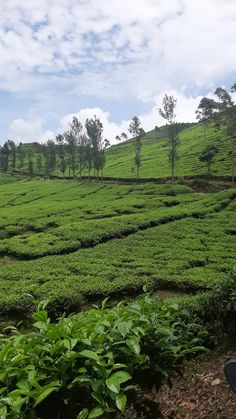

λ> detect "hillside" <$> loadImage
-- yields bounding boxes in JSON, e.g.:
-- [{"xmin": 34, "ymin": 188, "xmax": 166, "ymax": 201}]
[
  {"xmin": 105, "ymin": 122, "xmax": 233, "ymax": 179},
  {"xmin": 2, "ymin": 121, "xmax": 233, "ymax": 181}
]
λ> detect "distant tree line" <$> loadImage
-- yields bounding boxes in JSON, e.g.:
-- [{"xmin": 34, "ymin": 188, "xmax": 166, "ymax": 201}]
[
  {"xmin": 0, "ymin": 85, "xmax": 235, "ymax": 181},
  {"xmin": 0, "ymin": 115, "xmax": 110, "ymax": 179}
]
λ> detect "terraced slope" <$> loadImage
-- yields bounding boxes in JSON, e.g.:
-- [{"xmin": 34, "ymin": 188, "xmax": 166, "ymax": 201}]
[
  {"xmin": 0, "ymin": 178, "xmax": 235, "ymax": 317},
  {"xmin": 105, "ymin": 123, "xmax": 233, "ymax": 178}
]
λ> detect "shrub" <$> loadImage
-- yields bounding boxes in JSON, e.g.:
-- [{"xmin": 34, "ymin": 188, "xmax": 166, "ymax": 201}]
[{"xmin": 0, "ymin": 296, "xmax": 207, "ymax": 418}]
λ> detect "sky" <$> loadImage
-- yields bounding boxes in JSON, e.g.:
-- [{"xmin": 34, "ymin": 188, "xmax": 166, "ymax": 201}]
[{"xmin": 0, "ymin": 0, "xmax": 236, "ymax": 145}]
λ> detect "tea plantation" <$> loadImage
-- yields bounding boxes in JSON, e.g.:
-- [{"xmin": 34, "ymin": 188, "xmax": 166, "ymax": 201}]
[
  {"xmin": 105, "ymin": 123, "xmax": 233, "ymax": 178},
  {"xmin": 0, "ymin": 175, "xmax": 236, "ymax": 418},
  {"xmin": 0, "ymin": 177, "xmax": 235, "ymax": 317}
]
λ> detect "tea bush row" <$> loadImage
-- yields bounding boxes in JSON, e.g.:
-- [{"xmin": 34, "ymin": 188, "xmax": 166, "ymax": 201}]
[
  {"xmin": 0, "ymin": 189, "xmax": 235, "ymax": 259},
  {"xmin": 0, "ymin": 203, "xmax": 235, "ymax": 318}
]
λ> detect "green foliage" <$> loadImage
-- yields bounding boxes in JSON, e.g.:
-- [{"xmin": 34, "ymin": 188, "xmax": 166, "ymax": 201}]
[
  {"xmin": 0, "ymin": 180, "xmax": 235, "ymax": 317},
  {"xmin": 199, "ymin": 144, "xmax": 219, "ymax": 176},
  {"xmin": 0, "ymin": 296, "xmax": 207, "ymax": 418}
]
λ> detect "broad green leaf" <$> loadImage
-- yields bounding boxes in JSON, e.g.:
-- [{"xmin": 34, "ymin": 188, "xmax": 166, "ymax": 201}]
[
  {"xmin": 79, "ymin": 350, "xmax": 99, "ymax": 362},
  {"xmin": 115, "ymin": 393, "xmax": 127, "ymax": 412},
  {"xmin": 33, "ymin": 321, "xmax": 48, "ymax": 330},
  {"xmin": 16, "ymin": 379, "xmax": 30, "ymax": 394},
  {"xmin": 0, "ymin": 405, "xmax": 7, "ymax": 419},
  {"xmin": 106, "ymin": 371, "xmax": 131, "ymax": 394},
  {"xmin": 77, "ymin": 408, "xmax": 89, "ymax": 419},
  {"xmin": 88, "ymin": 407, "xmax": 104, "ymax": 418},
  {"xmin": 117, "ymin": 321, "xmax": 133, "ymax": 337},
  {"xmin": 112, "ymin": 363, "xmax": 127, "ymax": 370},
  {"xmin": 32, "ymin": 310, "xmax": 48, "ymax": 322},
  {"xmin": 101, "ymin": 297, "xmax": 110, "ymax": 310},
  {"xmin": 34, "ymin": 387, "xmax": 59, "ymax": 407},
  {"xmin": 126, "ymin": 337, "xmax": 140, "ymax": 355}
]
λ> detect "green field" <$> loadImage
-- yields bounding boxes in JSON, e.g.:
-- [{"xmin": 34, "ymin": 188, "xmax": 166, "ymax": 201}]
[
  {"xmin": 105, "ymin": 123, "xmax": 233, "ymax": 178},
  {"xmin": 0, "ymin": 177, "xmax": 235, "ymax": 317}
]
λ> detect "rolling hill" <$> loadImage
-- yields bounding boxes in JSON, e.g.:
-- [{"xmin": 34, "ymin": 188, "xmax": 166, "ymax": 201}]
[{"xmin": 104, "ymin": 122, "xmax": 233, "ymax": 179}]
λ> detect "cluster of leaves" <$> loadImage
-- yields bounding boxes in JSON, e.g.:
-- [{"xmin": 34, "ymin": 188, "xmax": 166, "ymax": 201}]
[{"xmin": 0, "ymin": 295, "xmax": 207, "ymax": 418}]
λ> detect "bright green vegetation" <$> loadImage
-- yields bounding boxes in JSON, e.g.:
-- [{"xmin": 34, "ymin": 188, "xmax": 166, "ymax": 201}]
[
  {"xmin": 0, "ymin": 278, "xmax": 235, "ymax": 418},
  {"xmin": 105, "ymin": 123, "xmax": 233, "ymax": 178},
  {"xmin": 0, "ymin": 178, "xmax": 235, "ymax": 317},
  {"xmin": 0, "ymin": 295, "xmax": 209, "ymax": 418}
]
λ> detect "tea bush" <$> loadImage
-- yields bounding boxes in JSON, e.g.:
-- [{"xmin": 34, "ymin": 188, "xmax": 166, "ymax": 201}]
[{"xmin": 0, "ymin": 295, "xmax": 207, "ymax": 418}]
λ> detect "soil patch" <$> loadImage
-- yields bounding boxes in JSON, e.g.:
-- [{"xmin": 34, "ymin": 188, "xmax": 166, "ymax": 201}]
[{"xmin": 157, "ymin": 349, "xmax": 236, "ymax": 418}]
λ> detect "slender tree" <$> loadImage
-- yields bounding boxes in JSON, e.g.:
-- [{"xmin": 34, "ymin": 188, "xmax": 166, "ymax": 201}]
[
  {"xmin": 85, "ymin": 116, "xmax": 104, "ymax": 177},
  {"xmin": 199, "ymin": 144, "xmax": 219, "ymax": 176},
  {"xmin": 17, "ymin": 142, "xmax": 26, "ymax": 169},
  {"xmin": 70, "ymin": 117, "xmax": 83, "ymax": 177},
  {"xmin": 195, "ymin": 97, "xmax": 217, "ymax": 140},
  {"xmin": 158, "ymin": 94, "xmax": 179, "ymax": 181},
  {"xmin": 128, "ymin": 116, "xmax": 144, "ymax": 179},
  {"xmin": 64, "ymin": 128, "xmax": 78, "ymax": 179},
  {"xmin": 7, "ymin": 140, "xmax": 17, "ymax": 171},
  {"xmin": 56, "ymin": 134, "xmax": 67, "ymax": 178},
  {"xmin": 225, "ymin": 83, "xmax": 236, "ymax": 183},
  {"xmin": 1, "ymin": 142, "xmax": 10, "ymax": 173}
]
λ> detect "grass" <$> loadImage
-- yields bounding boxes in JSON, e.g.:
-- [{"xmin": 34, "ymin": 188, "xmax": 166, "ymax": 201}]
[{"xmin": 0, "ymin": 178, "xmax": 235, "ymax": 317}]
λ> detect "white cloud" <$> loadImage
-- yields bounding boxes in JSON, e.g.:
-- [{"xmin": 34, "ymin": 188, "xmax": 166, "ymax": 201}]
[
  {"xmin": 9, "ymin": 88, "xmax": 236, "ymax": 145},
  {"xmin": 8, "ymin": 118, "xmax": 54, "ymax": 143},
  {"xmin": 0, "ymin": 0, "xmax": 236, "ymax": 99},
  {"xmin": 2, "ymin": 1, "xmax": 236, "ymax": 144}
]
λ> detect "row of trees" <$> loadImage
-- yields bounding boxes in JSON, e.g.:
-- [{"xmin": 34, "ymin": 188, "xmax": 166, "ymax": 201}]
[
  {"xmin": 0, "ymin": 116, "xmax": 110, "ymax": 179},
  {"xmin": 195, "ymin": 84, "xmax": 236, "ymax": 180},
  {"xmin": 1, "ymin": 85, "xmax": 235, "ymax": 181},
  {"xmin": 157, "ymin": 83, "xmax": 236, "ymax": 180}
]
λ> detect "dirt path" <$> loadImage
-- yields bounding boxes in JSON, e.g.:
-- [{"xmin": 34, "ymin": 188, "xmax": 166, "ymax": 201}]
[{"xmin": 157, "ymin": 349, "xmax": 236, "ymax": 418}]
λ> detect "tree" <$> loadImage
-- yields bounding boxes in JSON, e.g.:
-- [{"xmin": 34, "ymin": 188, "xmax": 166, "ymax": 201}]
[
  {"xmin": 1, "ymin": 142, "xmax": 10, "ymax": 173},
  {"xmin": 213, "ymin": 87, "xmax": 234, "ymax": 129},
  {"xmin": 158, "ymin": 94, "xmax": 179, "ymax": 181},
  {"xmin": 128, "ymin": 116, "xmax": 144, "ymax": 179},
  {"xmin": 36, "ymin": 153, "xmax": 43, "ymax": 175},
  {"xmin": 120, "ymin": 132, "xmax": 128, "ymax": 141},
  {"xmin": 85, "ymin": 116, "xmax": 105, "ymax": 177},
  {"xmin": 7, "ymin": 140, "xmax": 17, "ymax": 170},
  {"xmin": 225, "ymin": 83, "xmax": 236, "ymax": 183},
  {"xmin": 214, "ymin": 87, "xmax": 234, "ymax": 111},
  {"xmin": 56, "ymin": 134, "xmax": 67, "ymax": 178},
  {"xmin": 47, "ymin": 140, "xmax": 57, "ymax": 176},
  {"xmin": 17, "ymin": 142, "xmax": 26, "ymax": 169},
  {"xmin": 104, "ymin": 139, "xmax": 110, "ymax": 149},
  {"xmin": 64, "ymin": 130, "xmax": 77, "ymax": 178},
  {"xmin": 115, "ymin": 135, "xmax": 121, "ymax": 143},
  {"xmin": 70, "ymin": 117, "xmax": 83, "ymax": 177},
  {"xmin": 199, "ymin": 144, "xmax": 219, "ymax": 176},
  {"xmin": 195, "ymin": 97, "xmax": 217, "ymax": 139},
  {"xmin": 41, "ymin": 140, "xmax": 56, "ymax": 178}
]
